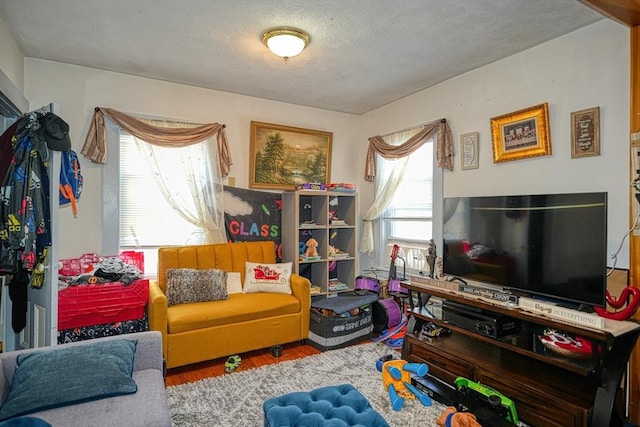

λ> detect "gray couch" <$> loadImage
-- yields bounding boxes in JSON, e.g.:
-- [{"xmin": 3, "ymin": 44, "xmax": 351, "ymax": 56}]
[{"xmin": 0, "ymin": 331, "xmax": 171, "ymax": 427}]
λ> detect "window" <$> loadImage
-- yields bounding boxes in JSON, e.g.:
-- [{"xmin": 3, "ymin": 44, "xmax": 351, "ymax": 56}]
[
  {"xmin": 114, "ymin": 117, "xmax": 225, "ymax": 276},
  {"xmin": 119, "ymin": 132, "xmax": 207, "ymax": 248},
  {"xmin": 376, "ymin": 127, "xmax": 442, "ymax": 273}
]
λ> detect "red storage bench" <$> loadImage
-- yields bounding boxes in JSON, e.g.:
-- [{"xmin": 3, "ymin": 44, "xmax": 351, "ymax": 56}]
[{"xmin": 58, "ymin": 251, "xmax": 149, "ymax": 330}]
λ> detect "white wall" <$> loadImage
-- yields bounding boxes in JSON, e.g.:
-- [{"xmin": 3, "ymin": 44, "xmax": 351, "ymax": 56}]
[
  {"xmin": 357, "ymin": 20, "xmax": 631, "ymax": 270},
  {"xmin": 21, "ymin": 19, "xmax": 631, "ymax": 270},
  {"xmin": 0, "ymin": 14, "xmax": 24, "ymax": 92},
  {"xmin": 23, "ymin": 60, "xmax": 360, "ymax": 259},
  {"xmin": 0, "ymin": 14, "xmax": 28, "ymax": 113}
]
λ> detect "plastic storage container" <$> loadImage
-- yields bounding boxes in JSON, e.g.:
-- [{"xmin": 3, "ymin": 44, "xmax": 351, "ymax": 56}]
[{"xmin": 58, "ymin": 251, "xmax": 148, "ymax": 330}]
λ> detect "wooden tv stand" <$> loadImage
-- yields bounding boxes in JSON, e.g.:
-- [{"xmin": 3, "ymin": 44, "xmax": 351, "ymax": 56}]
[{"xmin": 401, "ymin": 279, "xmax": 640, "ymax": 427}]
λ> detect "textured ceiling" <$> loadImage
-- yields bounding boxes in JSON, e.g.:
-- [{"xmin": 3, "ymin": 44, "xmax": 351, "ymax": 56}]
[{"xmin": 0, "ymin": 0, "xmax": 604, "ymax": 114}]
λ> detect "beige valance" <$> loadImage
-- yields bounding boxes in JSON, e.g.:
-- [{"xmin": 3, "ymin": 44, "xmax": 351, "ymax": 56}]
[
  {"xmin": 364, "ymin": 118, "xmax": 453, "ymax": 181},
  {"xmin": 81, "ymin": 107, "xmax": 232, "ymax": 176}
]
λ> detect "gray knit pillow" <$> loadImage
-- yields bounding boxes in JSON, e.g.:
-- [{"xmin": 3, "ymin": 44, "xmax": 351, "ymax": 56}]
[{"xmin": 166, "ymin": 268, "xmax": 228, "ymax": 306}]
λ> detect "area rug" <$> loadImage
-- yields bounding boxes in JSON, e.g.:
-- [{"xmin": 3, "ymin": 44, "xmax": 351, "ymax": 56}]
[{"xmin": 166, "ymin": 342, "xmax": 446, "ymax": 426}]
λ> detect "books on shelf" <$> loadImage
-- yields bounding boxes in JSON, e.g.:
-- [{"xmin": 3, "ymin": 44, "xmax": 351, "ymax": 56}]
[
  {"xmin": 327, "ymin": 183, "xmax": 356, "ymax": 193},
  {"xmin": 329, "ymin": 252, "xmax": 350, "ymax": 259},
  {"xmin": 328, "ymin": 279, "xmax": 349, "ymax": 292},
  {"xmin": 330, "ymin": 219, "xmax": 348, "ymax": 226},
  {"xmin": 310, "ymin": 286, "xmax": 322, "ymax": 295},
  {"xmin": 518, "ymin": 297, "xmax": 605, "ymax": 329}
]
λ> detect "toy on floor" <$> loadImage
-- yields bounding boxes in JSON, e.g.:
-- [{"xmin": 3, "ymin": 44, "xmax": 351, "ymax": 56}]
[
  {"xmin": 455, "ymin": 377, "xmax": 518, "ymax": 425},
  {"xmin": 225, "ymin": 355, "xmax": 241, "ymax": 373},
  {"xmin": 436, "ymin": 406, "xmax": 481, "ymax": 427},
  {"xmin": 371, "ymin": 315, "xmax": 408, "ymax": 350},
  {"xmin": 381, "ymin": 359, "xmax": 431, "ymax": 411},
  {"xmin": 375, "ymin": 354, "xmax": 395, "ymax": 372}
]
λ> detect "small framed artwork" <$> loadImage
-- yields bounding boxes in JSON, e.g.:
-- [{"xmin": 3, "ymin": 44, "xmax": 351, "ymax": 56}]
[
  {"xmin": 460, "ymin": 132, "xmax": 479, "ymax": 170},
  {"xmin": 491, "ymin": 103, "xmax": 552, "ymax": 163},
  {"xmin": 249, "ymin": 121, "xmax": 332, "ymax": 191},
  {"xmin": 570, "ymin": 106, "xmax": 600, "ymax": 158}
]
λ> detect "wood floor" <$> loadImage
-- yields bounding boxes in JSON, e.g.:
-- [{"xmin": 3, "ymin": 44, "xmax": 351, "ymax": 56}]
[{"xmin": 165, "ymin": 342, "xmax": 321, "ymax": 387}]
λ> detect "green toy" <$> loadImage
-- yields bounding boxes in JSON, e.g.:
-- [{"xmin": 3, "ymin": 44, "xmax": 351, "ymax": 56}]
[
  {"xmin": 454, "ymin": 377, "xmax": 518, "ymax": 424},
  {"xmin": 225, "ymin": 355, "xmax": 241, "ymax": 373}
]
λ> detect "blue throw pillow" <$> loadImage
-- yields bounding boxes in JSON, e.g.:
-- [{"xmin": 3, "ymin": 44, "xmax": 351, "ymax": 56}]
[
  {"xmin": 0, "ymin": 339, "xmax": 138, "ymax": 421},
  {"xmin": 0, "ymin": 416, "xmax": 51, "ymax": 426}
]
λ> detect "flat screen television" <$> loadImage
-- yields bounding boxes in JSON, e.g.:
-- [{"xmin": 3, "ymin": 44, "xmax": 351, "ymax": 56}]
[{"xmin": 442, "ymin": 192, "xmax": 607, "ymax": 308}]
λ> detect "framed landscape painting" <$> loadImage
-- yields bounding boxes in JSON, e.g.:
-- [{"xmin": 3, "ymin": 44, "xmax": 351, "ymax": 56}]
[
  {"xmin": 250, "ymin": 121, "xmax": 332, "ymax": 190},
  {"xmin": 491, "ymin": 103, "xmax": 551, "ymax": 163}
]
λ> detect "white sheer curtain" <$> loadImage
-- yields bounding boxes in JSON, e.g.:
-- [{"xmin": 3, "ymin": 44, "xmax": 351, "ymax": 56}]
[
  {"xmin": 132, "ymin": 118, "xmax": 226, "ymax": 243},
  {"xmin": 359, "ymin": 126, "xmax": 422, "ymax": 255}
]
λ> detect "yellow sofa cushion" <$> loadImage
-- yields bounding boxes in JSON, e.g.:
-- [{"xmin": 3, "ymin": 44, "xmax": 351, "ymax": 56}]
[{"xmin": 167, "ymin": 292, "xmax": 300, "ymax": 334}]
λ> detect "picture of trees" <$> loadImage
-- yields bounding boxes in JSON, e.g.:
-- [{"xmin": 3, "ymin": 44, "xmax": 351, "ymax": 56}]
[{"xmin": 250, "ymin": 121, "xmax": 332, "ymax": 190}]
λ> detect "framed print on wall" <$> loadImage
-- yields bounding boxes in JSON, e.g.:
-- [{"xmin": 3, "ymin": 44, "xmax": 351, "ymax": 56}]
[
  {"xmin": 250, "ymin": 121, "xmax": 332, "ymax": 191},
  {"xmin": 460, "ymin": 132, "xmax": 479, "ymax": 170},
  {"xmin": 570, "ymin": 106, "xmax": 600, "ymax": 158},
  {"xmin": 491, "ymin": 103, "xmax": 551, "ymax": 163}
]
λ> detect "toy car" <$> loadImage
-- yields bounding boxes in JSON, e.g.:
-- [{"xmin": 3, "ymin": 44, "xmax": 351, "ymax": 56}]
[{"xmin": 418, "ymin": 322, "xmax": 447, "ymax": 342}]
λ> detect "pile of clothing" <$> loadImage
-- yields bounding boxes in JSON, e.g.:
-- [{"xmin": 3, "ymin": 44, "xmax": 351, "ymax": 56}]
[{"xmin": 59, "ymin": 256, "xmax": 144, "ymax": 288}]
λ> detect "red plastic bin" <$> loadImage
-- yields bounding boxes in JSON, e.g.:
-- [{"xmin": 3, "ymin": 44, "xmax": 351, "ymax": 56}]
[{"xmin": 58, "ymin": 251, "xmax": 148, "ymax": 330}]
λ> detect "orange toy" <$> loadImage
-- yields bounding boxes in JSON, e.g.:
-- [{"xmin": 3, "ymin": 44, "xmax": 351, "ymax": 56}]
[
  {"xmin": 382, "ymin": 360, "xmax": 414, "ymax": 401},
  {"xmin": 436, "ymin": 406, "xmax": 482, "ymax": 427},
  {"xmin": 381, "ymin": 359, "xmax": 431, "ymax": 411}
]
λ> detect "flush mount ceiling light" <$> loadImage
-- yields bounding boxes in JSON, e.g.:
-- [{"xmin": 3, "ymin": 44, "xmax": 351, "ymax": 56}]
[{"xmin": 262, "ymin": 27, "xmax": 310, "ymax": 61}]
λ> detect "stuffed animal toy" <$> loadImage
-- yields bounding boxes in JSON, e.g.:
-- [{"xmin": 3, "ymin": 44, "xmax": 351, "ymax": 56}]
[
  {"xmin": 436, "ymin": 407, "xmax": 481, "ymax": 427},
  {"xmin": 305, "ymin": 238, "xmax": 319, "ymax": 258}
]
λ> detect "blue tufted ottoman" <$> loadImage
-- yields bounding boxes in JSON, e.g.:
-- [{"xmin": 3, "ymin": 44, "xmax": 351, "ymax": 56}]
[{"xmin": 263, "ymin": 384, "xmax": 389, "ymax": 427}]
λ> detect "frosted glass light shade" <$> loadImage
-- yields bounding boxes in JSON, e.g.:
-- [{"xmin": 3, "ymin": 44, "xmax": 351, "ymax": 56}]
[{"xmin": 262, "ymin": 28, "xmax": 310, "ymax": 59}]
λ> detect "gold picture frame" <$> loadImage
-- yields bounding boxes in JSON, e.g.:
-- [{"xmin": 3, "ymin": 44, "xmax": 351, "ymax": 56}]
[
  {"xmin": 570, "ymin": 106, "xmax": 600, "ymax": 158},
  {"xmin": 491, "ymin": 103, "xmax": 551, "ymax": 163},
  {"xmin": 250, "ymin": 121, "xmax": 332, "ymax": 191}
]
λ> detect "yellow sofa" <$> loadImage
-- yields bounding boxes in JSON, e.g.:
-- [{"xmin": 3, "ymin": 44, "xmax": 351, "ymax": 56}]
[{"xmin": 148, "ymin": 241, "xmax": 311, "ymax": 369}]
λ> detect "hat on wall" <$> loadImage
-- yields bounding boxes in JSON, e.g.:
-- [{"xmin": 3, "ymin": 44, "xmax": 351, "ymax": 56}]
[{"xmin": 40, "ymin": 112, "xmax": 71, "ymax": 151}]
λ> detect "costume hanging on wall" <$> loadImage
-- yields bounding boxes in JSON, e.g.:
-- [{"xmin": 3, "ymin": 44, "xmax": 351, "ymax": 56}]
[
  {"xmin": 0, "ymin": 113, "xmax": 52, "ymax": 273},
  {"xmin": 0, "ymin": 111, "xmax": 62, "ymax": 333},
  {"xmin": 0, "ymin": 120, "xmax": 19, "ymax": 183},
  {"xmin": 8, "ymin": 265, "xmax": 29, "ymax": 333}
]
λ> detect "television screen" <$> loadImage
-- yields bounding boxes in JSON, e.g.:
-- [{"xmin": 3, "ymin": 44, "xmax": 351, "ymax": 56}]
[{"xmin": 442, "ymin": 192, "xmax": 607, "ymax": 308}]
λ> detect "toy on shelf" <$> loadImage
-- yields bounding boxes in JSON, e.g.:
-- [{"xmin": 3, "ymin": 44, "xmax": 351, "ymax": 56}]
[
  {"xmin": 328, "ymin": 245, "xmax": 349, "ymax": 259},
  {"xmin": 305, "ymin": 237, "xmax": 319, "ymax": 258},
  {"xmin": 381, "ymin": 359, "xmax": 431, "ymax": 411},
  {"xmin": 537, "ymin": 329, "xmax": 601, "ymax": 359}
]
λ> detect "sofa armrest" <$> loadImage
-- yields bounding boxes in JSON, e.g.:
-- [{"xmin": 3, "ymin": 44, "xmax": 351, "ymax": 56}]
[
  {"xmin": 290, "ymin": 274, "xmax": 311, "ymax": 337},
  {"xmin": 148, "ymin": 279, "xmax": 169, "ymax": 359},
  {"xmin": 129, "ymin": 331, "xmax": 164, "ymax": 373}
]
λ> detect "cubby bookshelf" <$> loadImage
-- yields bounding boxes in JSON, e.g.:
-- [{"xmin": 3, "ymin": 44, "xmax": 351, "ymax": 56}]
[{"xmin": 282, "ymin": 190, "xmax": 358, "ymax": 297}]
